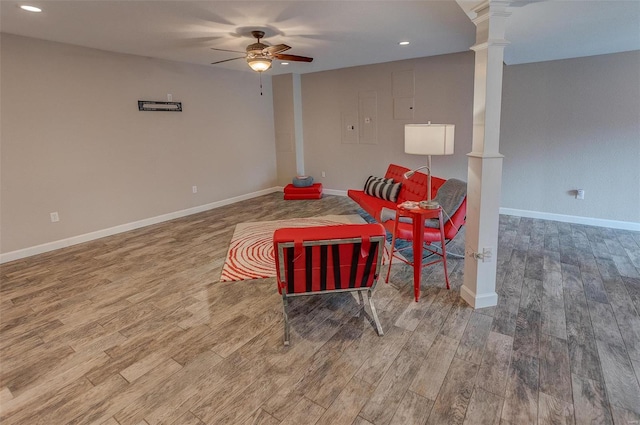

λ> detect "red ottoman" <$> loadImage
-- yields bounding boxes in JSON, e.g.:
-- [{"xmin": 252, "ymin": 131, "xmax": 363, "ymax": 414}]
[{"xmin": 284, "ymin": 183, "xmax": 323, "ymax": 200}]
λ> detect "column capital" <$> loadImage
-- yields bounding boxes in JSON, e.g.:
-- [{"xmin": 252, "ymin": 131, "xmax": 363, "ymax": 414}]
[
  {"xmin": 470, "ymin": 1, "xmax": 512, "ymax": 46},
  {"xmin": 472, "ymin": 0, "xmax": 512, "ymax": 23}
]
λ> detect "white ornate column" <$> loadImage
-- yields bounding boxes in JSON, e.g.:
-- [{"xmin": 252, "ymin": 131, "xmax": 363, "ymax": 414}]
[{"xmin": 461, "ymin": 1, "xmax": 510, "ymax": 308}]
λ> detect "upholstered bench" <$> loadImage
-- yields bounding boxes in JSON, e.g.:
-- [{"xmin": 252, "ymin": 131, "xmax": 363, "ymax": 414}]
[
  {"xmin": 283, "ymin": 183, "xmax": 323, "ymax": 200},
  {"xmin": 273, "ymin": 223, "xmax": 385, "ymax": 345}
]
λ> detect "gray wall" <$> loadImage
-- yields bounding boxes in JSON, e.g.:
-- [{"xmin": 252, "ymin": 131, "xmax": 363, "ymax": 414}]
[
  {"xmin": 281, "ymin": 49, "xmax": 638, "ymax": 224},
  {"xmin": 299, "ymin": 52, "xmax": 475, "ymax": 191},
  {"xmin": 3, "ymin": 34, "xmax": 637, "ymax": 256},
  {"xmin": 1, "ymin": 34, "xmax": 277, "ymax": 254},
  {"xmin": 501, "ymin": 50, "xmax": 640, "ymax": 223}
]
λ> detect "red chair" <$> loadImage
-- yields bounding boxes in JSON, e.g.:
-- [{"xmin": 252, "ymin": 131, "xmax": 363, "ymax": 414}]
[{"xmin": 273, "ymin": 223, "xmax": 386, "ymax": 345}]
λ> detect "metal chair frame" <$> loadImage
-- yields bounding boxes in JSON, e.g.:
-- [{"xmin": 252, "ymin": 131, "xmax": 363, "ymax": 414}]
[{"xmin": 275, "ymin": 235, "xmax": 385, "ymax": 346}]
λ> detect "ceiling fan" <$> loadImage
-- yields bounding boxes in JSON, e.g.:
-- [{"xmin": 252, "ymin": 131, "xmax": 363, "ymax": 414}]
[{"xmin": 211, "ymin": 30, "xmax": 313, "ymax": 72}]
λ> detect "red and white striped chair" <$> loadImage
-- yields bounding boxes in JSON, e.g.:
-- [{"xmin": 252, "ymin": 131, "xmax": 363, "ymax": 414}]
[{"xmin": 273, "ymin": 223, "xmax": 386, "ymax": 345}]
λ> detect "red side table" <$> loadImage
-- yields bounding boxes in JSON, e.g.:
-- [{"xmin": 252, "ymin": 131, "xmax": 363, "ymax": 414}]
[{"xmin": 386, "ymin": 204, "xmax": 449, "ymax": 302}]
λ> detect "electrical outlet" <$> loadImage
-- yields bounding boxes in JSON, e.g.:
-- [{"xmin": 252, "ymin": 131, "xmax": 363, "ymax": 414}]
[
  {"xmin": 192, "ymin": 185, "xmax": 197, "ymax": 194},
  {"xmin": 50, "ymin": 212, "xmax": 59, "ymax": 222},
  {"xmin": 321, "ymin": 171, "xmax": 326, "ymax": 178},
  {"xmin": 576, "ymin": 189, "xmax": 585, "ymax": 200}
]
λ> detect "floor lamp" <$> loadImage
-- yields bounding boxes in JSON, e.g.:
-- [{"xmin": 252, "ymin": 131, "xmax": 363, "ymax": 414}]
[{"xmin": 404, "ymin": 123, "xmax": 455, "ymax": 207}]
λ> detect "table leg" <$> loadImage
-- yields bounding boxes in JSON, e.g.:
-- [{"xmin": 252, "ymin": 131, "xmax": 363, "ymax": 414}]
[{"xmin": 412, "ymin": 212, "xmax": 425, "ymax": 302}]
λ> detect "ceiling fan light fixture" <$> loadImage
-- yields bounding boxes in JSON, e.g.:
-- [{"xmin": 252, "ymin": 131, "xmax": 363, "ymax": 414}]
[
  {"xmin": 211, "ymin": 30, "xmax": 312, "ymax": 71},
  {"xmin": 247, "ymin": 57, "xmax": 272, "ymax": 72}
]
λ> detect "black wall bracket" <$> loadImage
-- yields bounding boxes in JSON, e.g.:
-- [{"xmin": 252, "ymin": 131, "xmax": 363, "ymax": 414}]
[{"xmin": 138, "ymin": 101, "xmax": 182, "ymax": 112}]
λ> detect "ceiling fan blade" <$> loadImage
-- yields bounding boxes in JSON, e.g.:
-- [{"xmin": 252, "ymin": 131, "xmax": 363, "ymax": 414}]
[
  {"xmin": 211, "ymin": 47, "xmax": 246, "ymax": 54},
  {"xmin": 274, "ymin": 53, "xmax": 314, "ymax": 63},
  {"xmin": 264, "ymin": 44, "xmax": 291, "ymax": 55},
  {"xmin": 211, "ymin": 57, "xmax": 245, "ymax": 65}
]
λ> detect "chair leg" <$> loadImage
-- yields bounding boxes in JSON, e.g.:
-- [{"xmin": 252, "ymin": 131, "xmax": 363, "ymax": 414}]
[
  {"xmin": 367, "ymin": 289, "xmax": 384, "ymax": 336},
  {"xmin": 385, "ymin": 220, "xmax": 400, "ymax": 283},
  {"xmin": 439, "ymin": 229, "xmax": 450, "ymax": 291},
  {"xmin": 282, "ymin": 293, "xmax": 290, "ymax": 346}
]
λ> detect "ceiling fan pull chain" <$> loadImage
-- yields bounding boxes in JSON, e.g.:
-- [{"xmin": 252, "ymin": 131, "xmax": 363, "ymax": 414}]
[{"xmin": 260, "ymin": 72, "xmax": 263, "ymax": 96}]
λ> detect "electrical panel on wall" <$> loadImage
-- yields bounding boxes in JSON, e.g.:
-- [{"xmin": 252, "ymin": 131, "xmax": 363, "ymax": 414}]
[
  {"xmin": 341, "ymin": 113, "xmax": 358, "ymax": 144},
  {"xmin": 358, "ymin": 91, "xmax": 378, "ymax": 145},
  {"xmin": 392, "ymin": 69, "xmax": 415, "ymax": 119}
]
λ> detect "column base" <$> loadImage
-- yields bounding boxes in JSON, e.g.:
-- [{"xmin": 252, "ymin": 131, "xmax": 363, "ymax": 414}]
[{"xmin": 460, "ymin": 284, "xmax": 498, "ymax": 309}]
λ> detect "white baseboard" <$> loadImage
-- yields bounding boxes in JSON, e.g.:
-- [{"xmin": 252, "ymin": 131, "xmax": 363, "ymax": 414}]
[
  {"xmin": 500, "ymin": 208, "xmax": 640, "ymax": 231},
  {"xmin": 323, "ymin": 188, "xmax": 348, "ymax": 197},
  {"xmin": 8, "ymin": 190, "xmax": 633, "ymax": 264},
  {"xmin": 0, "ymin": 187, "xmax": 281, "ymax": 264},
  {"xmin": 318, "ymin": 189, "xmax": 640, "ymax": 231}
]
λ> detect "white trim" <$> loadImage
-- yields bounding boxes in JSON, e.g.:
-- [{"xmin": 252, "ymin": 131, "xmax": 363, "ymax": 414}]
[
  {"xmin": 323, "ymin": 188, "xmax": 348, "ymax": 197},
  {"xmin": 290, "ymin": 188, "xmax": 639, "ymax": 231},
  {"xmin": 500, "ymin": 207, "xmax": 640, "ymax": 231},
  {"xmin": 460, "ymin": 285, "xmax": 498, "ymax": 309},
  {"xmin": 0, "ymin": 187, "xmax": 281, "ymax": 264},
  {"xmin": 9, "ymin": 190, "xmax": 633, "ymax": 264}
]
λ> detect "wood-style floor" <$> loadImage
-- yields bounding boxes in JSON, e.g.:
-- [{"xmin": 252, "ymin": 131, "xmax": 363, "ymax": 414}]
[{"xmin": 1, "ymin": 193, "xmax": 639, "ymax": 425}]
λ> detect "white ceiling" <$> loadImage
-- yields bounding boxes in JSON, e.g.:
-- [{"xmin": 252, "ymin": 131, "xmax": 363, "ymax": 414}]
[{"xmin": 1, "ymin": 1, "xmax": 638, "ymax": 75}]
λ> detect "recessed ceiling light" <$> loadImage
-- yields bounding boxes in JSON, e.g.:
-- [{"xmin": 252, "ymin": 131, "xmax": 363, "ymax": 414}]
[
  {"xmin": 399, "ymin": 41, "xmax": 410, "ymax": 46},
  {"xmin": 20, "ymin": 5, "xmax": 42, "ymax": 12},
  {"xmin": 281, "ymin": 62, "xmax": 289, "ymax": 65}
]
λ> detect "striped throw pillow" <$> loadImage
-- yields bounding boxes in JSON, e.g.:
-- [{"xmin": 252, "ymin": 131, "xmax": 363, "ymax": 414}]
[
  {"xmin": 364, "ymin": 175, "xmax": 393, "ymax": 187},
  {"xmin": 364, "ymin": 176, "xmax": 402, "ymax": 202}
]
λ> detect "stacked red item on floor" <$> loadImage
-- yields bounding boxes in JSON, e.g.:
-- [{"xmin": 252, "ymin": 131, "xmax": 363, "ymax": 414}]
[{"xmin": 283, "ymin": 183, "xmax": 323, "ymax": 200}]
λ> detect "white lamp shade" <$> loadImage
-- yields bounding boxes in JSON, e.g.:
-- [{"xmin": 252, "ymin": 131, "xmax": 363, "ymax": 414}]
[{"xmin": 404, "ymin": 124, "xmax": 455, "ymax": 155}]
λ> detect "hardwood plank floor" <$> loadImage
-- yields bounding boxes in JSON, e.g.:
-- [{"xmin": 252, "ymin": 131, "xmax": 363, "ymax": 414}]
[{"xmin": 1, "ymin": 193, "xmax": 639, "ymax": 424}]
